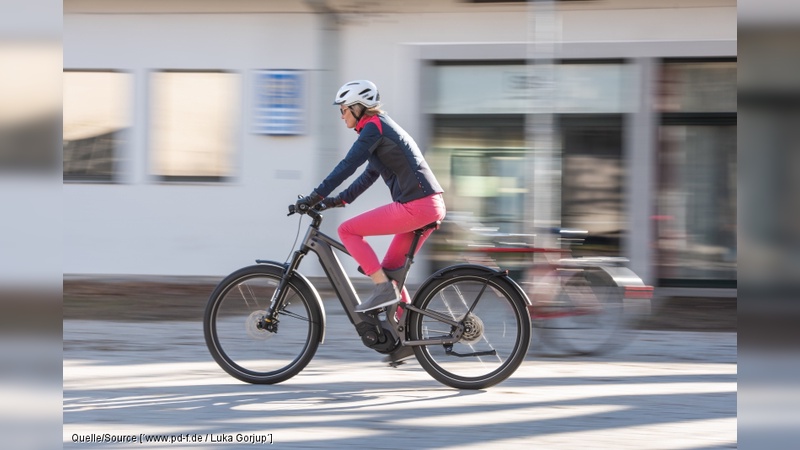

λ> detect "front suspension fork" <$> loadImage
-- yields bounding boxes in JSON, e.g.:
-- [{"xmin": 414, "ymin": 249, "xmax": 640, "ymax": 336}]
[{"xmin": 258, "ymin": 250, "xmax": 307, "ymax": 332}]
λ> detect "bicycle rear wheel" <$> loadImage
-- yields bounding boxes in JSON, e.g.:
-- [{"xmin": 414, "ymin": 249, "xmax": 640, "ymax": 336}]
[
  {"xmin": 204, "ymin": 264, "xmax": 323, "ymax": 384},
  {"xmin": 532, "ymin": 267, "xmax": 626, "ymax": 355},
  {"xmin": 407, "ymin": 267, "xmax": 531, "ymax": 390}
]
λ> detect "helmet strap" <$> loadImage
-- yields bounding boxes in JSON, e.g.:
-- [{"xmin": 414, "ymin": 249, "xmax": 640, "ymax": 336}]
[{"xmin": 350, "ymin": 104, "xmax": 365, "ymax": 123}]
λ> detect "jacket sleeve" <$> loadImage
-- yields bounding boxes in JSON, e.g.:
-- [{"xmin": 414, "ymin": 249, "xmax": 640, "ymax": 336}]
[
  {"xmin": 313, "ymin": 122, "xmax": 382, "ymax": 198},
  {"xmin": 338, "ymin": 164, "xmax": 380, "ymax": 204}
]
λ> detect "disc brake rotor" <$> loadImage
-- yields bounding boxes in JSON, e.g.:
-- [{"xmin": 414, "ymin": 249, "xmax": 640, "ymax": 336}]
[{"xmin": 246, "ymin": 310, "xmax": 273, "ymax": 340}]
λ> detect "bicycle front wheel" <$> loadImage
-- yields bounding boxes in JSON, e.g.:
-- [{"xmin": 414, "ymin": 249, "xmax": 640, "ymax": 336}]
[
  {"xmin": 408, "ymin": 267, "xmax": 531, "ymax": 390},
  {"xmin": 203, "ymin": 264, "xmax": 323, "ymax": 384}
]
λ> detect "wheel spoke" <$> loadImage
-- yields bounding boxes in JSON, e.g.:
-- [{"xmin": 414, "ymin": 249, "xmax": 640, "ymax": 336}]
[{"xmin": 278, "ymin": 308, "xmax": 313, "ymax": 323}]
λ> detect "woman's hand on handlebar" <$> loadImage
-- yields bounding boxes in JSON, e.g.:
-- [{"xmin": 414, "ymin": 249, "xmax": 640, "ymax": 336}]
[
  {"xmin": 288, "ymin": 203, "xmax": 319, "ymax": 216},
  {"xmin": 314, "ymin": 196, "xmax": 345, "ymax": 211},
  {"xmin": 288, "ymin": 193, "xmax": 343, "ymax": 216},
  {"xmin": 294, "ymin": 192, "xmax": 323, "ymax": 213}
]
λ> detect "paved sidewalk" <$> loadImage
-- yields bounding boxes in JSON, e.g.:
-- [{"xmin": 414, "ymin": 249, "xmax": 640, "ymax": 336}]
[{"xmin": 63, "ymin": 305, "xmax": 737, "ymax": 449}]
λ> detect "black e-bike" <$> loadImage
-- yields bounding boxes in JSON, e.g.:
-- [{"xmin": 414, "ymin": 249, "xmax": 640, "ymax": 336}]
[{"xmin": 204, "ymin": 204, "xmax": 531, "ymax": 389}]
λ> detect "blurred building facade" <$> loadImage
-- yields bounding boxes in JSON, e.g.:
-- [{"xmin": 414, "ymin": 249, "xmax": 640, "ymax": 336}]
[{"xmin": 63, "ymin": 0, "xmax": 736, "ymax": 291}]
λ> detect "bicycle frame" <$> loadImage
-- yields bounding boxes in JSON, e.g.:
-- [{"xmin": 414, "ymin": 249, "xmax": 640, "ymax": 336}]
[
  {"xmin": 203, "ymin": 205, "xmax": 535, "ymax": 389},
  {"xmin": 263, "ymin": 209, "xmax": 471, "ymax": 349}
]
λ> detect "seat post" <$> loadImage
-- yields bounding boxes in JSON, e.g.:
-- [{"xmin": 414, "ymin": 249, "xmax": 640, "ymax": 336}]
[
  {"xmin": 405, "ymin": 229, "xmax": 425, "ymax": 262},
  {"xmin": 391, "ymin": 221, "xmax": 440, "ymax": 290}
]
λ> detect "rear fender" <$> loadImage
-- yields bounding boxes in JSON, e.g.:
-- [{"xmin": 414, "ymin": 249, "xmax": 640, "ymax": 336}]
[{"xmin": 413, "ymin": 263, "xmax": 532, "ymax": 307}]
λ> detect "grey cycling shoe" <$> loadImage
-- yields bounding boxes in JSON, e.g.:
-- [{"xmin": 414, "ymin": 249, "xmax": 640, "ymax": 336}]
[
  {"xmin": 383, "ymin": 345, "xmax": 415, "ymax": 367},
  {"xmin": 355, "ymin": 281, "xmax": 400, "ymax": 313}
]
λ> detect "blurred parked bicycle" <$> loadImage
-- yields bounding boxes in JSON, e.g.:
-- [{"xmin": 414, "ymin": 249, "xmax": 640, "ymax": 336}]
[{"xmin": 453, "ymin": 217, "xmax": 653, "ymax": 356}]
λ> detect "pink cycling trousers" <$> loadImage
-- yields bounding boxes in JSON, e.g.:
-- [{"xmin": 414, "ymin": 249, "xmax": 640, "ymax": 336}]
[{"xmin": 338, "ymin": 193, "xmax": 446, "ymax": 291}]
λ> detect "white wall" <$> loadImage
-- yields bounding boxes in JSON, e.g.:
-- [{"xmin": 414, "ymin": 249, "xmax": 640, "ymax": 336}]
[{"xmin": 63, "ymin": 13, "xmax": 324, "ymax": 277}]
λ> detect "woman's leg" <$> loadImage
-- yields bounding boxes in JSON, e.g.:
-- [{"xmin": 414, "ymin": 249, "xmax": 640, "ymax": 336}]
[
  {"xmin": 381, "ymin": 193, "xmax": 445, "ymax": 269},
  {"xmin": 381, "ymin": 228, "xmax": 436, "ymax": 271},
  {"xmin": 340, "ymin": 194, "xmax": 445, "ymax": 312},
  {"xmin": 381, "ymin": 194, "xmax": 446, "ymax": 309},
  {"xmin": 338, "ymin": 203, "xmax": 406, "ymax": 277},
  {"xmin": 338, "ymin": 194, "xmax": 445, "ymax": 277},
  {"xmin": 382, "ymin": 228, "xmax": 435, "ymax": 301}
]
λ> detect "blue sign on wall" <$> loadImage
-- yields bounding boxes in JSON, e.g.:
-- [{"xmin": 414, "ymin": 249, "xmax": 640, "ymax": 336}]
[{"xmin": 254, "ymin": 70, "xmax": 305, "ymax": 135}]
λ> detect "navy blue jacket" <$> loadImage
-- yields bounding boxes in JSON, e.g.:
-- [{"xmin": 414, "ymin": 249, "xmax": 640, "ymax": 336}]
[{"xmin": 314, "ymin": 113, "xmax": 443, "ymax": 204}]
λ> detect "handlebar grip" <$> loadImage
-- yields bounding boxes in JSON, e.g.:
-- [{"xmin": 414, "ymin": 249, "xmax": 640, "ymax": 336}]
[{"xmin": 287, "ymin": 204, "xmax": 296, "ymax": 216}]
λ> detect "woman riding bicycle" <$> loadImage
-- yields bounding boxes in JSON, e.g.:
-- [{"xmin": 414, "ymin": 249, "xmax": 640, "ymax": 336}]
[{"xmin": 294, "ymin": 79, "xmax": 446, "ymax": 314}]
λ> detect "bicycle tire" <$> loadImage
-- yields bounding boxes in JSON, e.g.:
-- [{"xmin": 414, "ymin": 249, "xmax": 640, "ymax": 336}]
[
  {"xmin": 532, "ymin": 267, "xmax": 628, "ymax": 356},
  {"xmin": 203, "ymin": 264, "xmax": 323, "ymax": 384},
  {"xmin": 407, "ymin": 266, "xmax": 531, "ymax": 390}
]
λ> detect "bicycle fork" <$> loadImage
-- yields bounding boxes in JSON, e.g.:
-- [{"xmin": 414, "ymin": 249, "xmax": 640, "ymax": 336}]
[{"xmin": 257, "ymin": 249, "xmax": 308, "ymax": 333}]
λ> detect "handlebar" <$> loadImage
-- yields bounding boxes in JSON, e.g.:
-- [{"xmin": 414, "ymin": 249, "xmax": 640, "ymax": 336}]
[{"xmin": 287, "ymin": 202, "xmax": 324, "ymax": 228}]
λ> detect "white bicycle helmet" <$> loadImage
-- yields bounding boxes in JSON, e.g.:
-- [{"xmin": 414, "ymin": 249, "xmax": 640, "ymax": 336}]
[{"xmin": 333, "ymin": 80, "xmax": 381, "ymax": 108}]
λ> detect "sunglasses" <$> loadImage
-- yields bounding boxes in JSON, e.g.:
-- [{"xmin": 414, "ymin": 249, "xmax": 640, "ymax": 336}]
[{"xmin": 339, "ymin": 107, "xmax": 348, "ymax": 116}]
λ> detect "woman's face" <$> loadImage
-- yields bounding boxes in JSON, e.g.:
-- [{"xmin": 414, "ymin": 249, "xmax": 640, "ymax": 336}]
[{"xmin": 339, "ymin": 105, "xmax": 357, "ymax": 129}]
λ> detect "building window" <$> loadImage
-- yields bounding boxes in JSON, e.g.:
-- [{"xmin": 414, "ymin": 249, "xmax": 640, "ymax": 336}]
[
  {"xmin": 149, "ymin": 71, "xmax": 239, "ymax": 181},
  {"xmin": 656, "ymin": 60, "xmax": 737, "ymax": 287},
  {"xmin": 63, "ymin": 71, "xmax": 131, "ymax": 182},
  {"xmin": 560, "ymin": 115, "xmax": 624, "ymax": 255},
  {"xmin": 428, "ymin": 115, "xmax": 527, "ymax": 271},
  {"xmin": 428, "ymin": 61, "xmax": 630, "ymax": 262}
]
